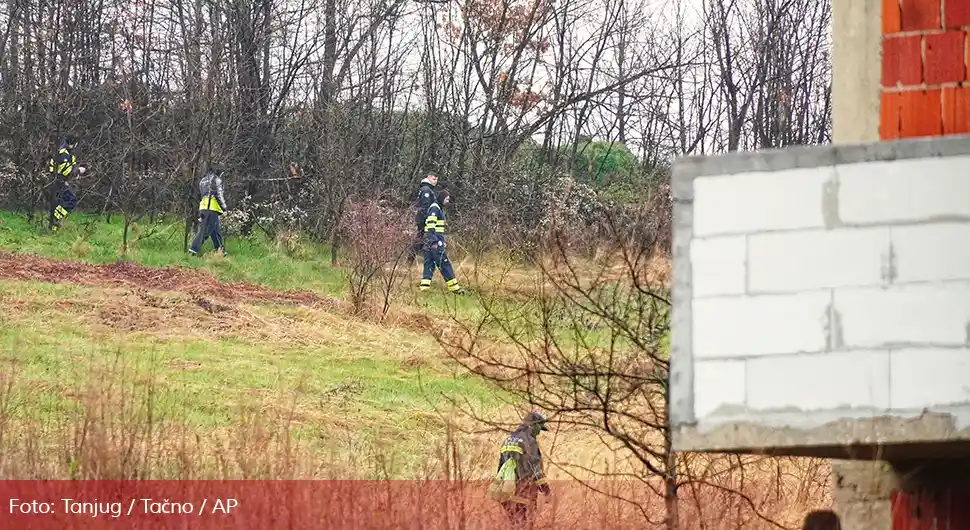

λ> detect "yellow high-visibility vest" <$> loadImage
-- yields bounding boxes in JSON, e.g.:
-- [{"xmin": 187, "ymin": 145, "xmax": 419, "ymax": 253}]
[{"xmin": 199, "ymin": 195, "xmax": 223, "ymax": 213}]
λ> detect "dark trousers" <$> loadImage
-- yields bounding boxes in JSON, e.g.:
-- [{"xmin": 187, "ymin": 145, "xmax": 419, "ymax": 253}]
[
  {"xmin": 49, "ymin": 183, "xmax": 77, "ymax": 230},
  {"xmin": 420, "ymin": 245, "xmax": 460, "ymax": 291},
  {"xmin": 501, "ymin": 501, "xmax": 534, "ymax": 528},
  {"xmin": 190, "ymin": 210, "xmax": 224, "ymax": 254}
]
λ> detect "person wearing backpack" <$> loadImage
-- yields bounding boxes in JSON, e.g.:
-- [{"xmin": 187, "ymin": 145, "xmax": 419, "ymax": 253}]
[{"xmin": 188, "ymin": 165, "xmax": 229, "ymax": 257}]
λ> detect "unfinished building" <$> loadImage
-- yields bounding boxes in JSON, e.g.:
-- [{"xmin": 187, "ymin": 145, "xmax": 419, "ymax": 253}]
[{"xmin": 669, "ymin": 1, "xmax": 970, "ymax": 528}]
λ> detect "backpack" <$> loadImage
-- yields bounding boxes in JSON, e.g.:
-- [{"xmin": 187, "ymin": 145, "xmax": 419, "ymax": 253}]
[
  {"xmin": 487, "ymin": 457, "xmax": 517, "ymax": 502},
  {"xmin": 204, "ymin": 171, "xmax": 218, "ymax": 195},
  {"xmin": 199, "ymin": 172, "xmax": 219, "ymax": 210}
]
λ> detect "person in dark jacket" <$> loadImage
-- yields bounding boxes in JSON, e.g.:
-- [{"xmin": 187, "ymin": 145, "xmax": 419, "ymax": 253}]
[
  {"xmin": 47, "ymin": 135, "xmax": 86, "ymax": 232},
  {"xmin": 408, "ymin": 174, "xmax": 438, "ymax": 263},
  {"xmin": 801, "ymin": 510, "xmax": 840, "ymax": 530},
  {"xmin": 420, "ymin": 189, "xmax": 465, "ymax": 294},
  {"xmin": 188, "ymin": 166, "xmax": 229, "ymax": 257},
  {"xmin": 495, "ymin": 411, "xmax": 552, "ymax": 527}
]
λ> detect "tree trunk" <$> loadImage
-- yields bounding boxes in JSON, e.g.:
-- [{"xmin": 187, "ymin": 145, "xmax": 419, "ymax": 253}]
[{"xmin": 665, "ymin": 449, "xmax": 679, "ymax": 530}]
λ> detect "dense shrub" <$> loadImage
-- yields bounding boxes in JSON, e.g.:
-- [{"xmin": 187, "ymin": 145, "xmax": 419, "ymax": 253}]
[
  {"xmin": 222, "ymin": 193, "xmax": 310, "ymax": 238},
  {"xmin": 537, "ymin": 176, "xmax": 601, "ymax": 258},
  {"xmin": 336, "ymin": 199, "xmax": 413, "ymax": 314}
]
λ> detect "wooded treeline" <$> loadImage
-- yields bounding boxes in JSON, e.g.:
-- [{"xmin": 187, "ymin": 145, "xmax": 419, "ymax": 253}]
[
  {"xmin": 0, "ymin": 0, "xmax": 831, "ymax": 255},
  {"xmin": 0, "ymin": 1, "xmax": 837, "ymax": 526}
]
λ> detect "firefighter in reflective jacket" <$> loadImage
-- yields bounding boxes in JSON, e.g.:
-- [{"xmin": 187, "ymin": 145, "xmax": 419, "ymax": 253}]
[
  {"xmin": 493, "ymin": 411, "xmax": 552, "ymax": 526},
  {"xmin": 420, "ymin": 189, "xmax": 465, "ymax": 294},
  {"xmin": 47, "ymin": 135, "xmax": 86, "ymax": 231}
]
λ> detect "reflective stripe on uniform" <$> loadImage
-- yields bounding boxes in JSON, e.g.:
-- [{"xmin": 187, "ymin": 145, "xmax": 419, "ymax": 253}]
[
  {"xmin": 500, "ymin": 445, "xmax": 523, "ymax": 454},
  {"xmin": 447, "ymin": 278, "xmax": 461, "ymax": 292},
  {"xmin": 424, "ymin": 220, "xmax": 445, "ymax": 233},
  {"xmin": 425, "ymin": 204, "xmax": 446, "ymax": 233},
  {"xmin": 424, "ymin": 214, "xmax": 438, "ymax": 231},
  {"xmin": 535, "ymin": 477, "xmax": 548, "ymax": 486},
  {"xmin": 49, "ymin": 148, "xmax": 75, "ymax": 177},
  {"xmin": 54, "ymin": 205, "xmax": 69, "ymax": 220}
]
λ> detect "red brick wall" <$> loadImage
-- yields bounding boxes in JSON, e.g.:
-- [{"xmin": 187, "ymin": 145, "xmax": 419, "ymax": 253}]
[
  {"xmin": 891, "ymin": 488, "xmax": 970, "ymax": 530},
  {"xmin": 881, "ymin": 0, "xmax": 970, "ymax": 139}
]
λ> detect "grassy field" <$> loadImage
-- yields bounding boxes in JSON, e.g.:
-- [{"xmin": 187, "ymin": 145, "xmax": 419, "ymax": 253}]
[
  {"xmin": 0, "ymin": 210, "xmax": 832, "ymax": 527},
  {"xmin": 0, "ymin": 211, "xmax": 635, "ymax": 479},
  {"xmin": 0, "ymin": 211, "xmax": 519, "ymax": 479},
  {"xmin": 0, "ymin": 211, "xmax": 361, "ymax": 297}
]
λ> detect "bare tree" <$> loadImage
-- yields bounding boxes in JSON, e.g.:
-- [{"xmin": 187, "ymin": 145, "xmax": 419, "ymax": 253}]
[
  {"xmin": 434, "ymin": 197, "xmax": 683, "ymax": 523},
  {"xmin": 0, "ymin": 0, "xmax": 840, "ymax": 525}
]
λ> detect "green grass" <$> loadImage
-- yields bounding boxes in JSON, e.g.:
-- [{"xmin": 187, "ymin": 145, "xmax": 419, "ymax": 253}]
[
  {"xmin": 0, "ymin": 208, "xmax": 668, "ymax": 479},
  {"xmin": 0, "ymin": 210, "xmax": 510, "ymax": 478},
  {"xmin": 0, "ymin": 211, "xmax": 349, "ymax": 297},
  {"xmin": 0, "ymin": 279, "xmax": 502, "ymax": 477},
  {"xmin": 0, "ymin": 210, "xmax": 497, "ymax": 320}
]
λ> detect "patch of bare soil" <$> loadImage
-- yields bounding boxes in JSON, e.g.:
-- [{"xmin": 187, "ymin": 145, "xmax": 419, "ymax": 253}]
[
  {"xmin": 0, "ymin": 252, "xmax": 338, "ymax": 308},
  {"xmin": 167, "ymin": 358, "xmax": 203, "ymax": 371},
  {"xmin": 399, "ymin": 355, "xmax": 428, "ymax": 370},
  {"xmin": 320, "ymin": 379, "xmax": 365, "ymax": 407},
  {"xmin": 81, "ymin": 287, "xmax": 299, "ymax": 343}
]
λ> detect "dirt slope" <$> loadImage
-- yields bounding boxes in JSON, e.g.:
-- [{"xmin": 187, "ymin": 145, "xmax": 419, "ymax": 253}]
[{"xmin": 0, "ymin": 252, "xmax": 337, "ymax": 308}]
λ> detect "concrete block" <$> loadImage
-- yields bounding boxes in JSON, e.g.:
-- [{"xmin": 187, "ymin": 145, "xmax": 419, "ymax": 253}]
[
  {"xmin": 693, "ymin": 166, "xmax": 832, "ymax": 237},
  {"xmin": 838, "ymin": 156, "xmax": 970, "ymax": 224},
  {"xmin": 831, "ymin": 460, "xmax": 897, "ymax": 530},
  {"xmin": 746, "ymin": 351, "xmax": 890, "ymax": 412},
  {"xmin": 890, "ymin": 348, "xmax": 970, "ymax": 410},
  {"xmin": 748, "ymin": 227, "xmax": 891, "ymax": 293},
  {"xmin": 835, "ymin": 283, "xmax": 970, "ymax": 349},
  {"xmin": 891, "ymin": 223, "xmax": 970, "ymax": 283},
  {"xmin": 693, "ymin": 292, "xmax": 831, "ymax": 359},
  {"xmin": 693, "ymin": 359, "xmax": 746, "ymax": 419},
  {"xmin": 690, "ymin": 236, "xmax": 747, "ymax": 297},
  {"xmin": 831, "ymin": 0, "xmax": 881, "ymax": 146}
]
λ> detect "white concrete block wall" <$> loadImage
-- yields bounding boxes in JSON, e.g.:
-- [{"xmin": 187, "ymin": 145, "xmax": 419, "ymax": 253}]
[
  {"xmin": 690, "ymin": 236, "xmax": 746, "ymax": 297},
  {"xmin": 692, "ymin": 292, "xmax": 831, "ymax": 359},
  {"xmin": 836, "ymin": 284, "xmax": 970, "ymax": 348},
  {"xmin": 692, "ymin": 167, "xmax": 832, "ymax": 237},
  {"xmin": 693, "ymin": 360, "xmax": 746, "ymax": 418},
  {"xmin": 747, "ymin": 228, "xmax": 891, "ymax": 292},
  {"xmin": 891, "ymin": 223, "xmax": 970, "ymax": 283},
  {"xmin": 689, "ymin": 154, "xmax": 970, "ymax": 425},
  {"xmin": 744, "ymin": 351, "xmax": 890, "ymax": 412},
  {"xmin": 837, "ymin": 156, "xmax": 970, "ymax": 224},
  {"xmin": 890, "ymin": 348, "xmax": 970, "ymax": 409}
]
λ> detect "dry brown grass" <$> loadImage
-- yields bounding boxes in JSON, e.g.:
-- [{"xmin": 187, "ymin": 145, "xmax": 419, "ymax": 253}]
[
  {"xmin": 452, "ymin": 248, "xmax": 671, "ymax": 302},
  {"xmin": 0, "ymin": 282, "xmax": 444, "ymax": 366},
  {"xmin": 0, "ymin": 353, "xmax": 832, "ymax": 528},
  {"xmin": 0, "ymin": 248, "xmax": 835, "ymax": 528}
]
